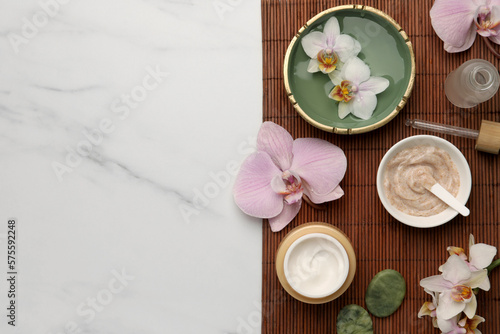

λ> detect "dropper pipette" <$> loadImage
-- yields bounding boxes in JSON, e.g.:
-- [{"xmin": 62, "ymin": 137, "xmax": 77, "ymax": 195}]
[
  {"xmin": 405, "ymin": 119, "xmax": 479, "ymax": 139},
  {"xmin": 405, "ymin": 119, "xmax": 500, "ymax": 154}
]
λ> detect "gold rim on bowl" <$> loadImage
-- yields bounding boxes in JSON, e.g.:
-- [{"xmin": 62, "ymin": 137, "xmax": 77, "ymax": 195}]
[{"xmin": 283, "ymin": 5, "xmax": 416, "ymax": 134}]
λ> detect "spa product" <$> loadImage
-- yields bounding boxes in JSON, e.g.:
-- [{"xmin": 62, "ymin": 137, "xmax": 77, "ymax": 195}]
[
  {"xmin": 444, "ymin": 59, "xmax": 500, "ymax": 108},
  {"xmin": 383, "ymin": 145, "xmax": 460, "ymax": 217},
  {"xmin": 276, "ymin": 223, "xmax": 356, "ymax": 303},
  {"xmin": 284, "ymin": 233, "xmax": 349, "ymax": 298},
  {"xmin": 406, "ymin": 119, "xmax": 500, "ymax": 154}
]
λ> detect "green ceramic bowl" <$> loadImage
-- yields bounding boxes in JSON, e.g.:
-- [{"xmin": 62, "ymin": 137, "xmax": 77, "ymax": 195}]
[{"xmin": 284, "ymin": 5, "xmax": 415, "ymax": 134}]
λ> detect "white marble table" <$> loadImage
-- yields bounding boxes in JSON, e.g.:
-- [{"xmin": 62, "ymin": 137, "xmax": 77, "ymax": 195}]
[{"xmin": 0, "ymin": 1, "xmax": 263, "ymax": 333}]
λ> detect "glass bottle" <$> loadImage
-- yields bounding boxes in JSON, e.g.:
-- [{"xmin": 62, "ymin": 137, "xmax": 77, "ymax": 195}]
[{"xmin": 444, "ymin": 59, "xmax": 500, "ymax": 108}]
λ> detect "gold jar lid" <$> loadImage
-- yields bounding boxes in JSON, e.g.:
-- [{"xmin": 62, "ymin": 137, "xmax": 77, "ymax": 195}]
[{"xmin": 275, "ymin": 222, "xmax": 356, "ymax": 304}]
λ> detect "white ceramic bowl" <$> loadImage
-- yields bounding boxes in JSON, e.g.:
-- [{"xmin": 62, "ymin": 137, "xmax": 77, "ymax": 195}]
[
  {"xmin": 376, "ymin": 135, "xmax": 472, "ymax": 228},
  {"xmin": 283, "ymin": 233, "xmax": 349, "ymax": 299}
]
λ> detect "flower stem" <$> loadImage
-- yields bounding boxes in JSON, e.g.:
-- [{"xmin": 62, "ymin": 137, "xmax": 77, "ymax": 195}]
[
  {"xmin": 302, "ymin": 194, "xmax": 327, "ymax": 210},
  {"xmin": 483, "ymin": 36, "xmax": 500, "ymax": 59},
  {"xmin": 487, "ymin": 259, "xmax": 500, "ymax": 274}
]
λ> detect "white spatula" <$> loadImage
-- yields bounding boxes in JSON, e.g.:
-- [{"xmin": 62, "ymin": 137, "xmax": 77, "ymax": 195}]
[{"xmin": 425, "ymin": 183, "xmax": 470, "ymax": 217}]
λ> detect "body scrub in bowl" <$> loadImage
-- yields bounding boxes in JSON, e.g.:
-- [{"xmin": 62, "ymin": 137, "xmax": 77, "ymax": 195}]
[
  {"xmin": 384, "ymin": 145, "xmax": 460, "ymax": 216},
  {"xmin": 377, "ymin": 135, "xmax": 472, "ymax": 228}
]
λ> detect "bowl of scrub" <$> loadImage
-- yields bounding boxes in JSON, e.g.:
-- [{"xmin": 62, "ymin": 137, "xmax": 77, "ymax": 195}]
[
  {"xmin": 376, "ymin": 135, "xmax": 472, "ymax": 228},
  {"xmin": 276, "ymin": 223, "xmax": 356, "ymax": 304}
]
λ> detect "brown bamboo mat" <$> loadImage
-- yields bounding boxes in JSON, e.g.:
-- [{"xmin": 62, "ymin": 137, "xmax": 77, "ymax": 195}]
[{"xmin": 261, "ymin": 0, "xmax": 500, "ymax": 333}]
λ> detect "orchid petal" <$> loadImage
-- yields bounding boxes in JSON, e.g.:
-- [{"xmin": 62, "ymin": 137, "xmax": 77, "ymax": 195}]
[
  {"xmin": 268, "ymin": 201, "xmax": 301, "ymax": 232},
  {"xmin": 337, "ymin": 101, "xmax": 351, "ymax": 119},
  {"xmin": 323, "ymin": 17, "xmax": 340, "ymax": 45},
  {"xmin": 491, "ymin": 2, "xmax": 500, "ymax": 15},
  {"xmin": 342, "ymin": 57, "xmax": 371, "ymax": 85},
  {"xmin": 353, "ymin": 39, "xmax": 362, "ymax": 57},
  {"xmin": 270, "ymin": 174, "xmax": 287, "ymax": 194},
  {"xmin": 424, "ymin": 288, "xmax": 438, "ymax": 303},
  {"xmin": 307, "ymin": 59, "xmax": 320, "ymax": 73},
  {"xmin": 437, "ymin": 315, "xmax": 466, "ymax": 333},
  {"xmin": 469, "ymin": 234, "xmax": 475, "ymax": 249},
  {"xmin": 468, "ymin": 314, "xmax": 486, "ymax": 329},
  {"xmin": 350, "ymin": 90, "xmax": 377, "ymax": 120},
  {"xmin": 417, "ymin": 303, "xmax": 431, "ymax": 317},
  {"xmin": 437, "ymin": 315, "xmax": 459, "ymax": 333},
  {"xmin": 442, "ymin": 255, "xmax": 472, "ymax": 284},
  {"xmin": 290, "ymin": 138, "xmax": 347, "ymax": 196},
  {"xmin": 304, "ymin": 184, "xmax": 344, "ymax": 204},
  {"xmin": 420, "ymin": 274, "xmax": 451, "ymax": 292},
  {"xmin": 469, "ymin": 243, "xmax": 497, "ymax": 269},
  {"xmin": 477, "ymin": 276, "xmax": 491, "ymax": 291},
  {"xmin": 284, "ymin": 191, "xmax": 303, "ymax": 204},
  {"xmin": 333, "ymin": 34, "xmax": 362, "ymax": 62},
  {"xmin": 430, "ymin": 0, "xmax": 477, "ymax": 49},
  {"xmin": 478, "ymin": 5, "xmax": 500, "ymax": 37},
  {"xmin": 301, "ymin": 31, "xmax": 327, "ymax": 58},
  {"xmin": 358, "ymin": 76, "xmax": 390, "ymax": 94},
  {"xmin": 488, "ymin": 32, "xmax": 500, "ymax": 44},
  {"xmin": 465, "ymin": 269, "xmax": 488, "ymax": 290},
  {"xmin": 463, "ymin": 293, "xmax": 477, "ymax": 319},
  {"xmin": 334, "ymin": 61, "xmax": 344, "ymax": 73},
  {"xmin": 437, "ymin": 317, "xmax": 453, "ymax": 333},
  {"xmin": 257, "ymin": 122, "xmax": 293, "ymax": 171},
  {"xmin": 328, "ymin": 69, "xmax": 343, "ymax": 86},
  {"xmin": 437, "ymin": 290, "xmax": 467, "ymax": 320},
  {"xmin": 233, "ymin": 152, "xmax": 284, "ymax": 218},
  {"xmin": 477, "ymin": 29, "xmax": 491, "ymax": 37},
  {"xmin": 443, "ymin": 24, "xmax": 477, "ymax": 52},
  {"xmin": 447, "ymin": 246, "xmax": 468, "ymax": 260}
]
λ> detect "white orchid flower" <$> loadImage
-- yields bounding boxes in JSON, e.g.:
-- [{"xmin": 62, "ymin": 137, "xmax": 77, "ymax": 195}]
[
  {"xmin": 437, "ymin": 315, "xmax": 467, "ymax": 334},
  {"xmin": 301, "ymin": 16, "xmax": 361, "ymax": 74},
  {"xmin": 458, "ymin": 314, "xmax": 485, "ymax": 334},
  {"xmin": 328, "ymin": 57, "xmax": 389, "ymax": 120},
  {"xmin": 443, "ymin": 234, "xmax": 497, "ymax": 290},
  {"xmin": 437, "ymin": 314, "xmax": 485, "ymax": 334},
  {"xmin": 418, "ymin": 289, "xmax": 439, "ymax": 328},
  {"xmin": 420, "ymin": 255, "xmax": 488, "ymax": 320}
]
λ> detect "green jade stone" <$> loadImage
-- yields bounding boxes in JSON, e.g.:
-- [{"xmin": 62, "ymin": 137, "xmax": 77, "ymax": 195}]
[
  {"xmin": 336, "ymin": 304, "xmax": 373, "ymax": 334},
  {"xmin": 365, "ymin": 269, "xmax": 406, "ymax": 317}
]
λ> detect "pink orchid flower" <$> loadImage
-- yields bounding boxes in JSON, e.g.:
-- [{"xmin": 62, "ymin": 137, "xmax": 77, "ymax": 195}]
[
  {"xmin": 430, "ymin": 0, "xmax": 500, "ymax": 53},
  {"xmin": 420, "ymin": 255, "xmax": 488, "ymax": 320},
  {"xmin": 233, "ymin": 122, "xmax": 347, "ymax": 232}
]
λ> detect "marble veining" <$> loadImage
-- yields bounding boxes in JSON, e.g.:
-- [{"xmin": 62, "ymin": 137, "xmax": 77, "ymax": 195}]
[{"xmin": 0, "ymin": 0, "xmax": 262, "ymax": 333}]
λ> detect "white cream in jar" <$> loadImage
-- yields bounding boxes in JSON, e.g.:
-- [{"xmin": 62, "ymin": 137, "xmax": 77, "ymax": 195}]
[{"xmin": 284, "ymin": 233, "xmax": 349, "ymax": 298}]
